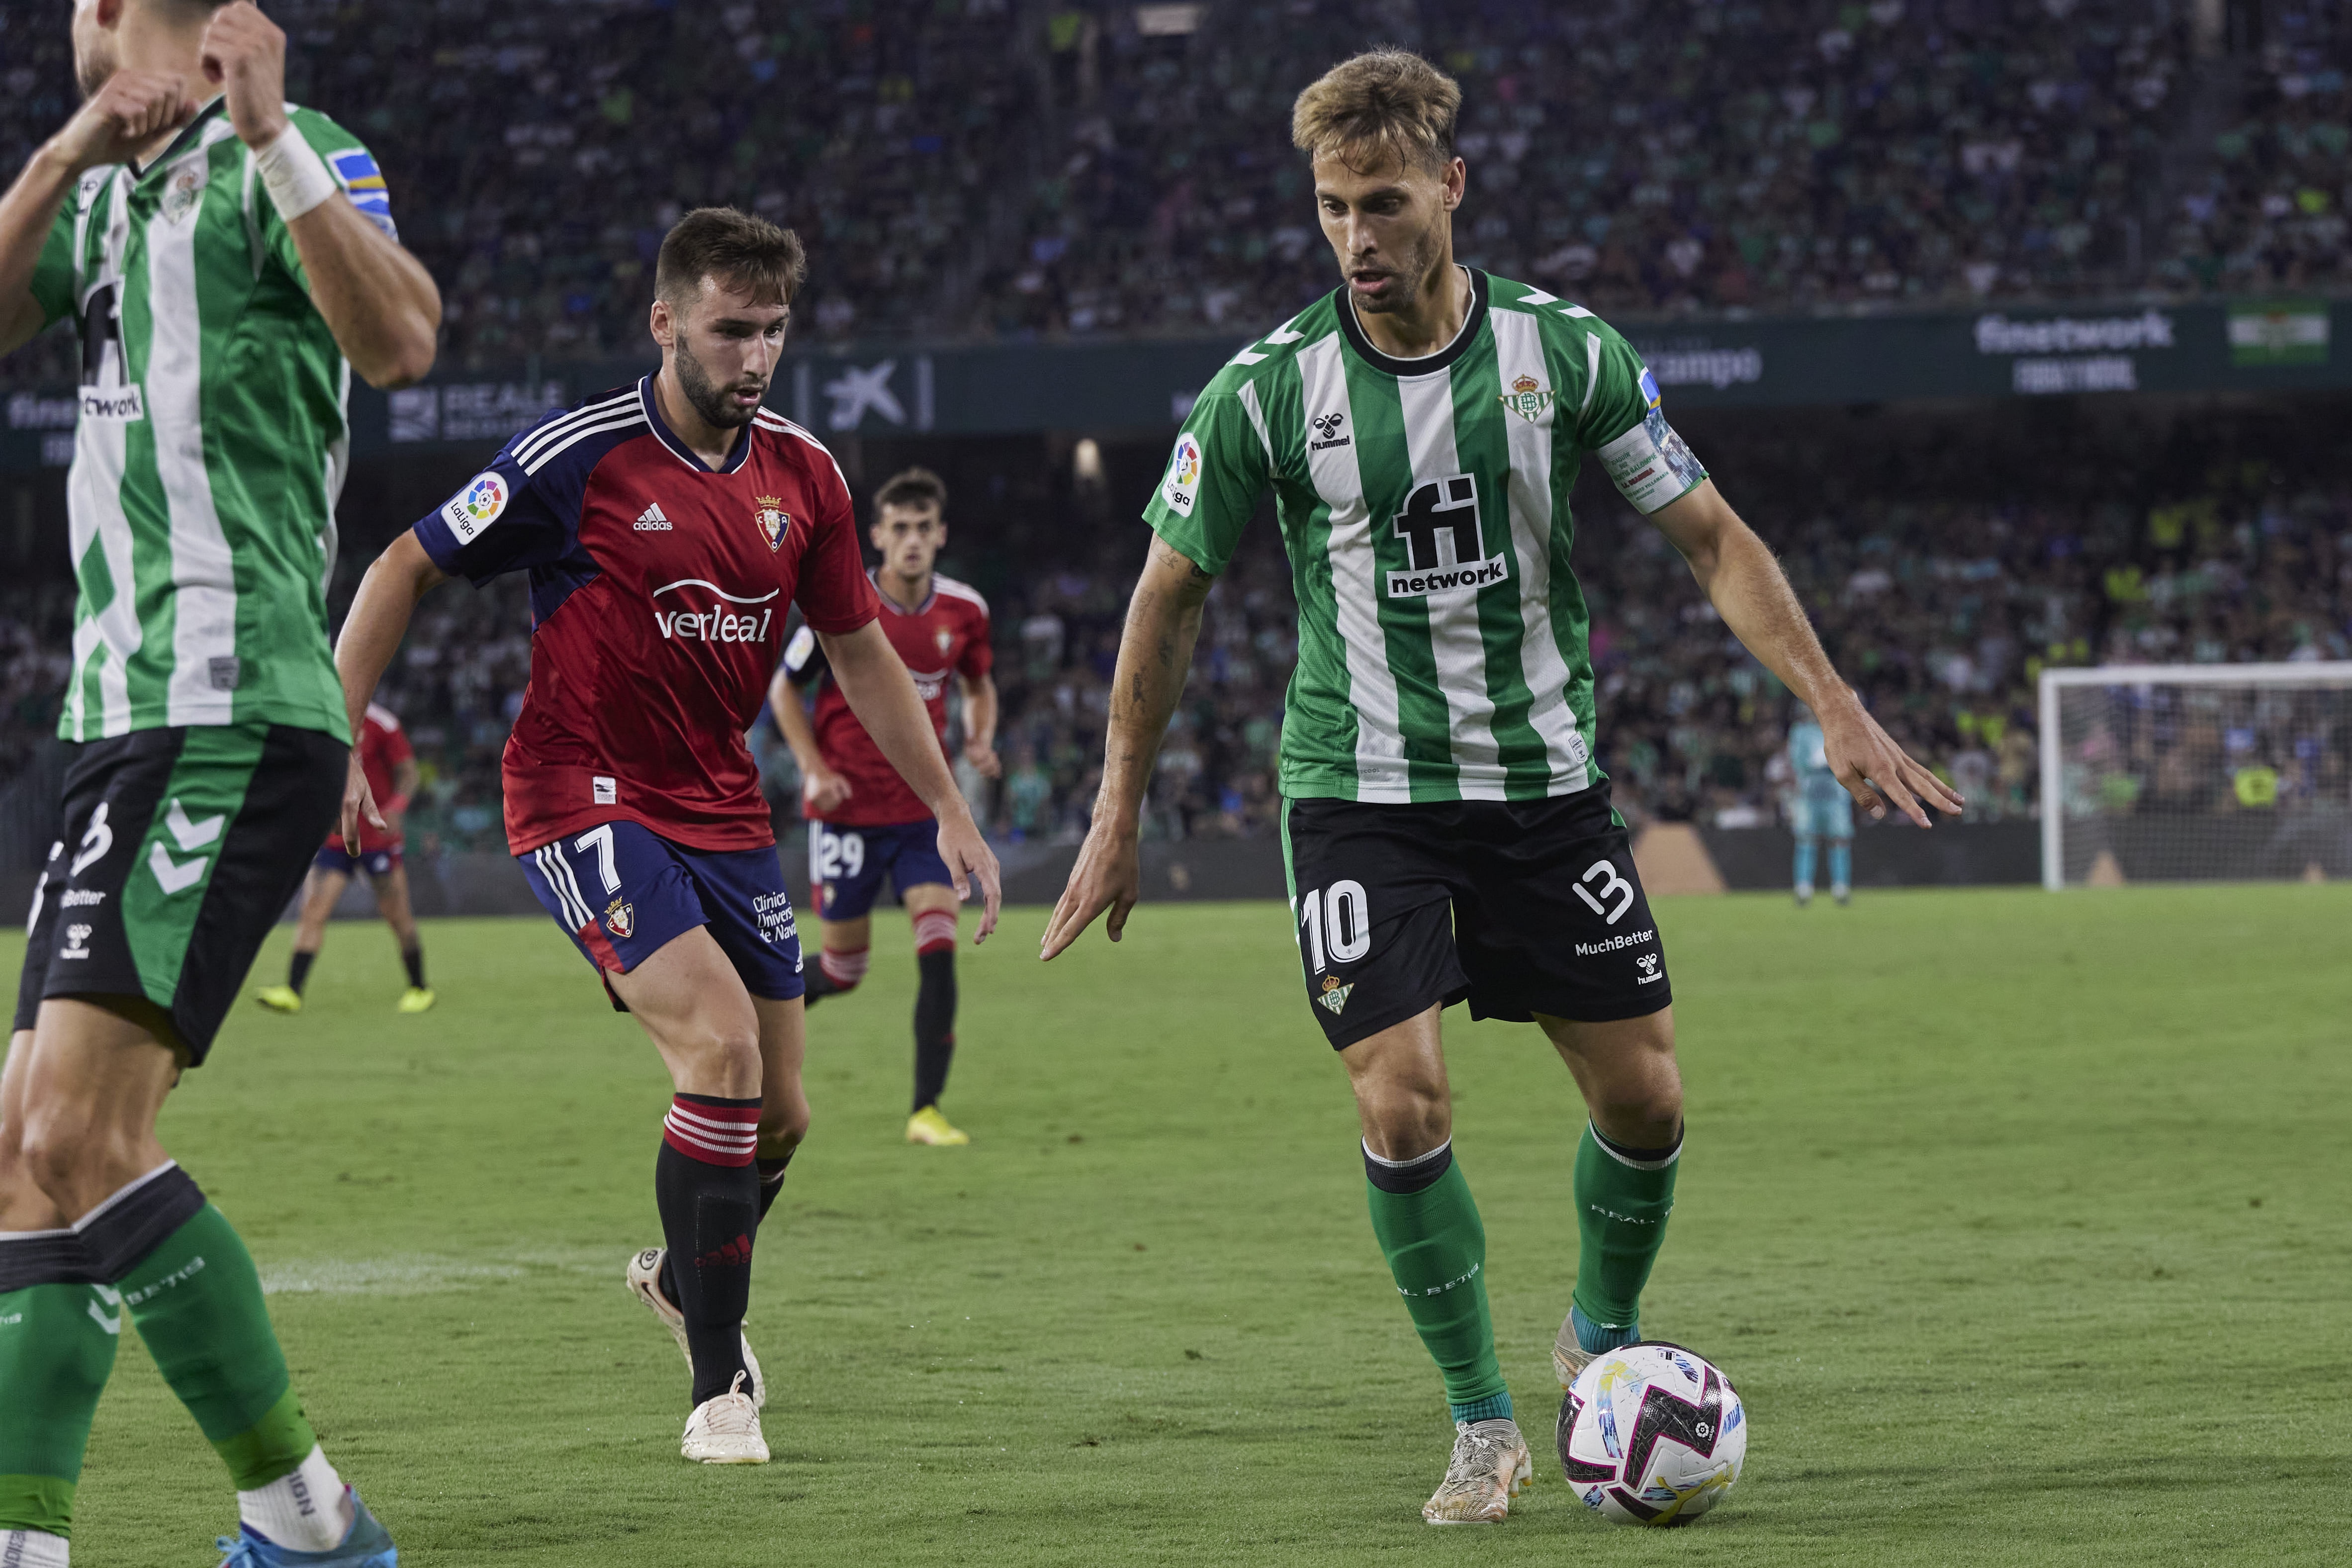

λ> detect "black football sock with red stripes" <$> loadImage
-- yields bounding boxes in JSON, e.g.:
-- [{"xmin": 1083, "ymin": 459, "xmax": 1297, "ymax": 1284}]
[{"xmin": 655, "ymin": 1093, "xmax": 760, "ymax": 1406}]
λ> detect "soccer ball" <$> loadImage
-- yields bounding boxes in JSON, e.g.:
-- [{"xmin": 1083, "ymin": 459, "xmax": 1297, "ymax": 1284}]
[{"xmin": 1556, "ymin": 1341, "xmax": 1746, "ymax": 1526}]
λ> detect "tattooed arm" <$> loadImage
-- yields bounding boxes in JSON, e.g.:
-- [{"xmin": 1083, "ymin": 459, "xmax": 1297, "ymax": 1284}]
[{"xmin": 1039, "ymin": 536, "xmax": 1217, "ymax": 957}]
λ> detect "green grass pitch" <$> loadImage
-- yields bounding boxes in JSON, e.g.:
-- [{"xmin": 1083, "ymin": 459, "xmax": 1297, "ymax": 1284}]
[{"xmin": 20, "ymin": 884, "xmax": 2349, "ymax": 1566}]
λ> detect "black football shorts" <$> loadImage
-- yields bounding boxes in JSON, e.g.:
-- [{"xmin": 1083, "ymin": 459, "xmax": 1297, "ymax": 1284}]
[
  {"xmin": 14, "ymin": 723, "xmax": 347, "ymax": 1062},
  {"xmin": 1281, "ymin": 783, "xmax": 1672, "ymax": 1050}
]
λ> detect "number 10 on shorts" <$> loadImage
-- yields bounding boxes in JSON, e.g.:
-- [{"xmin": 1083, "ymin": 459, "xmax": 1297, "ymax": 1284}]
[{"xmin": 1295, "ymin": 879, "xmax": 1370, "ymax": 973}]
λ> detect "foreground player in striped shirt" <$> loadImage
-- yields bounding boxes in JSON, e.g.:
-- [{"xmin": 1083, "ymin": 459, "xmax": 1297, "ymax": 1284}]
[
  {"xmin": 0, "ymin": 4, "xmax": 438, "ymax": 1564},
  {"xmin": 334, "ymin": 208, "xmax": 999, "ymax": 1468},
  {"xmin": 1044, "ymin": 50, "xmax": 1959, "ymax": 1524}
]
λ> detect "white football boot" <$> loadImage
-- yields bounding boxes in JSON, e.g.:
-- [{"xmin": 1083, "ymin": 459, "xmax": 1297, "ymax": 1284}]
[
  {"xmin": 681, "ymin": 1371, "xmax": 769, "ymax": 1465},
  {"xmin": 1423, "ymin": 1418, "xmax": 1532, "ymax": 1525},
  {"xmin": 626, "ymin": 1247, "xmax": 766, "ymax": 1409},
  {"xmin": 1553, "ymin": 1307, "xmax": 1598, "ymax": 1388}
]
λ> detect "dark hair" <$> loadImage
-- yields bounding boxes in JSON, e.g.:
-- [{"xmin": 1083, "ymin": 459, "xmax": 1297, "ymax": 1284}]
[
  {"xmin": 873, "ymin": 466, "xmax": 947, "ymax": 515},
  {"xmin": 654, "ymin": 207, "xmax": 808, "ymax": 311}
]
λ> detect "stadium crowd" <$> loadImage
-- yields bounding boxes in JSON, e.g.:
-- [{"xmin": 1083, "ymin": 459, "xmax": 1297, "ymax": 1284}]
[
  {"xmin": 12, "ymin": 409, "xmax": 2336, "ymax": 853},
  {"xmin": 3, "ymin": 1, "xmax": 2347, "ymax": 381},
  {"xmin": 1004, "ymin": 0, "xmax": 2200, "ymax": 336}
]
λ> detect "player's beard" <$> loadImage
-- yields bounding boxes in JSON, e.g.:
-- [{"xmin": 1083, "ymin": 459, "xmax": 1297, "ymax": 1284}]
[
  {"xmin": 673, "ymin": 336, "xmax": 763, "ymax": 430},
  {"xmin": 1351, "ymin": 217, "xmax": 1448, "ymax": 317},
  {"xmin": 74, "ymin": 28, "xmax": 119, "ymax": 102}
]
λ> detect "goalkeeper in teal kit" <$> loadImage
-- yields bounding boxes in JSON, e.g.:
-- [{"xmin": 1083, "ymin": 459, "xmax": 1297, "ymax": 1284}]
[{"xmin": 1788, "ymin": 705, "xmax": 1854, "ymax": 905}]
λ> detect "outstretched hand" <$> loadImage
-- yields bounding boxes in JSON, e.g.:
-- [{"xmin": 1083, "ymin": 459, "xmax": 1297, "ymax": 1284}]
[
  {"xmin": 935, "ymin": 809, "xmax": 1002, "ymax": 943},
  {"xmin": 1040, "ymin": 821, "xmax": 1141, "ymax": 960},
  {"xmin": 1821, "ymin": 697, "xmax": 1963, "ymax": 827},
  {"xmin": 339, "ymin": 749, "xmax": 386, "ymax": 854}
]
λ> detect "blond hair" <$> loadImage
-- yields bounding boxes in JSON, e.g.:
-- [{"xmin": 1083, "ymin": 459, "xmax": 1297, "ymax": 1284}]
[{"xmin": 1291, "ymin": 49, "xmax": 1461, "ymax": 175}]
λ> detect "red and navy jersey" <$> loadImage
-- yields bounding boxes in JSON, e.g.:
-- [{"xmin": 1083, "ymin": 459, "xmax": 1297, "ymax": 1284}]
[
  {"xmin": 323, "ymin": 703, "xmax": 414, "ymax": 853},
  {"xmin": 782, "ymin": 571, "xmax": 992, "ymax": 827},
  {"xmin": 413, "ymin": 376, "xmax": 879, "ymax": 854}
]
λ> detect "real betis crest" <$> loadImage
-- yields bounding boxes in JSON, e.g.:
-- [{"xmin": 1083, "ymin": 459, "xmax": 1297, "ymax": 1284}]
[
  {"xmin": 1317, "ymin": 974, "xmax": 1354, "ymax": 1015},
  {"xmin": 753, "ymin": 496, "xmax": 790, "ymax": 551},
  {"xmin": 1499, "ymin": 373, "xmax": 1555, "ymax": 424}
]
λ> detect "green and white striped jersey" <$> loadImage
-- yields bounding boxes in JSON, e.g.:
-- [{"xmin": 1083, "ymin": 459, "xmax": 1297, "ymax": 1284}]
[
  {"xmin": 25, "ymin": 100, "xmax": 400, "ymax": 744},
  {"xmin": 1144, "ymin": 270, "xmax": 1708, "ymax": 804}
]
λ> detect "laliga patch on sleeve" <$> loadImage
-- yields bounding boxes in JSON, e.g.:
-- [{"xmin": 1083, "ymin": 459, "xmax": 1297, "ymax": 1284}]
[
  {"xmin": 1596, "ymin": 400, "xmax": 1707, "ymax": 516},
  {"xmin": 441, "ymin": 471, "xmax": 509, "ymax": 545},
  {"xmin": 1160, "ymin": 433, "xmax": 1203, "ymax": 517},
  {"xmin": 782, "ymin": 624, "xmax": 817, "ymax": 675}
]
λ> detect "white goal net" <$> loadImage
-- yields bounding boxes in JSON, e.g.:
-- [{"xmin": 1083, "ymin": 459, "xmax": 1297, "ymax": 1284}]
[{"xmin": 2040, "ymin": 662, "xmax": 2352, "ymax": 889}]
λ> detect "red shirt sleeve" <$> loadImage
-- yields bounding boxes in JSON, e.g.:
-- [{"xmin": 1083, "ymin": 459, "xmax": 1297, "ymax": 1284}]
[
  {"xmin": 794, "ymin": 464, "xmax": 880, "ymax": 634},
  {"xmin": 373, "ymin": 715, "xmax": 415, "ymax": 768},
  {"xmin": 956, "ymin": 602, "xmax": 994, "ymax": 679}
]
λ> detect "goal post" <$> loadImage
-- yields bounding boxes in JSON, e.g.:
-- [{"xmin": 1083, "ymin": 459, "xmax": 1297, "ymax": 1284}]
[{"xmin": 2039, "ymin": 661, "xmax": 2352, "ymax": 889}]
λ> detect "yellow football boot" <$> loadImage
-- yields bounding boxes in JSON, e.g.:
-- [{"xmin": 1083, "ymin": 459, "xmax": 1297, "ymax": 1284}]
[
  {"xmin": 396, "ymin": 986, "xmax": 437, "ymax": 1014},
  {"xmin": 254, "ymin": 986, "xmax": 303, "ymax": 1015},
  {"xmin": 905, "ymin": 1105, "xmax": 969, "ymax": 1146}
]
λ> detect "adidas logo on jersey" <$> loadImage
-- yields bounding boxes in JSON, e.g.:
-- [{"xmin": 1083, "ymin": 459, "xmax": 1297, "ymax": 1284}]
[{"xmin": 634, "ymin": 503, "xmax": 673, "ymax": 531}]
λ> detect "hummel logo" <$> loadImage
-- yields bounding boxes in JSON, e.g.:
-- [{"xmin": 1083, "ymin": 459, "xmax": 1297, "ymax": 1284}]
[{"xmin": 634, "ymin": 503, "xmax": 673, "ymax": 532}]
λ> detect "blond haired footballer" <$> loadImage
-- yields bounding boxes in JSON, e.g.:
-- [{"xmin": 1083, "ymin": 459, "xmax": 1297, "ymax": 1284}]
[{"xmin": 1044, "ymin": 50, "xmax": 1958, "ymax": 1525}]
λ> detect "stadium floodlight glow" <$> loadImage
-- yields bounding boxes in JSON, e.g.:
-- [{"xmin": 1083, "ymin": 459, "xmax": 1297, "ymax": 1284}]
[{"xmin": 2038, "ymin": 661, "xmax": 2352, "ymax": 890}]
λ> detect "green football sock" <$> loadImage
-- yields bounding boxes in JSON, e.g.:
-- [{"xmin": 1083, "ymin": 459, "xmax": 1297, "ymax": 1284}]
[
  {"xmin": 1570, "ymin": 1120, "xmax": 1682, "ymax": 1337},
  {"xmin": 119, "ymin": 1204, "xmax": 318, "ymax": 1489},
  {"xmin": 1364, "ymin": 1142, "xmax": 1510, "ymax": 1421},
  {"xmin": 0, "ymin": 1282, "xmax": 123, "ymax": 1539}
]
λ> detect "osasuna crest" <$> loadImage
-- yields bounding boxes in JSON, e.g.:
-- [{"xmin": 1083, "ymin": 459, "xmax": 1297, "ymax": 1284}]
[
  {"xmin": 934, "ymin": 629, "xmax": 954, "ymax": 654},
  {"xmin": 753, "ymin": 496, "xmax": 791, "ymax": 551},
  {"xmin": 1500, "ymin": 373, "xmax": 1555, "ymax": 424},
  {"xmin": 604, "ymin": 898, "xmax": 635, "ymax": 940}
]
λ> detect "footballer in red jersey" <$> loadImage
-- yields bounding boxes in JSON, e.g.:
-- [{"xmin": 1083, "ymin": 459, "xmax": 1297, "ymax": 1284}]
[
  {"xmin": 769, "ymin": 466, "xmax": 999, "ymax": 1146},
  {"xmin": 333, "ymin": 209, "xmax": 1000, "ymax": 1466},
  {"xmin": 253, "ymin": 702, "xmax": 434, "ymax": 1015}
]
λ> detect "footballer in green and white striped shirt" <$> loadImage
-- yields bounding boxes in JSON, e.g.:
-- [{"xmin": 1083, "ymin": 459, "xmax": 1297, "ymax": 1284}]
[
  {"xmin": 1042, "ymin": 48, "xmax": 1960, "ymax": 1523},
  {"xmin": 0, "ymin": 3, "xmax": 438, "ymax": 1562}
]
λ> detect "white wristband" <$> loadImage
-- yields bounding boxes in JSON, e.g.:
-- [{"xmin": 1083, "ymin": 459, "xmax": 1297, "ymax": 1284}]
[{"xmin": 253, "ymin": 124, "xmax": 337, "ymax": 223}]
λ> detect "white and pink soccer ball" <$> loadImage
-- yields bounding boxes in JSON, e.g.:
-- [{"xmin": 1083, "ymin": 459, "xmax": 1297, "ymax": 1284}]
[{"xmin": 1556, "ymin": 1342, "xmax": 1747, "ymax": 1526}]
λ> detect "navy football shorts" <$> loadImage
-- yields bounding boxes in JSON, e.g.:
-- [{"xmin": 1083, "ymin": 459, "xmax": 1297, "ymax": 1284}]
[
  {"xmin": 808, "ymin": 817, "xmax": 951, "ymax": 922},
  {"xmin": 518, "ymin": 820, "xmax": 804, "ymax": 1010},
  {"xmin": 315, "ymin": 842, "xmax": 401, "ymax": 880}
]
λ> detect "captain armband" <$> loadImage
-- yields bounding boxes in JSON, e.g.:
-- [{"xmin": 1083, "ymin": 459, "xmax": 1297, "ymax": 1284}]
[{"xmin": 1595, "ymin": 407, "xmax": 1709, "ymax": 516}]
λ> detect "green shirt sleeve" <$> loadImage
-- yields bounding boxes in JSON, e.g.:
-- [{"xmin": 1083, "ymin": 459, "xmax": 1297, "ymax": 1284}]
[
  {"xmin": 1141, "ymin": 381, "xmax": 1270, "ymax": 576},
  {"xmin": 1577, "ymin": 324, "xmax": 1708, "ymax": 515},
  {"xmin": 28, "ymin": 202, "xmax": 77, "ymax": 330},
  {"xmin": 265, "ymin": 110, "xmax": 400, "ymax": 286}
]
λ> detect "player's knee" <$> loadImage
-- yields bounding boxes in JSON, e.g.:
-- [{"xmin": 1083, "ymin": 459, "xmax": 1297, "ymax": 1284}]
[
  {"xmin": 689, "ymin": 1022, "xmax": 763, "ymax": 1099},
  {"xmin": 17, "ymin": 1104, "xmax": 117, "ymax": 1206},
  {"xmin": 758, "ymin": 1104, "xmax": 809, "ymax": 1153},
  {"xmin": 1594, "ymin": 1079, "xmax": 1683, "ymax": 1148},
  {"xmin": 1357, "ymin": 1076, "xmax": 1451, "ymax": 1160}
]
